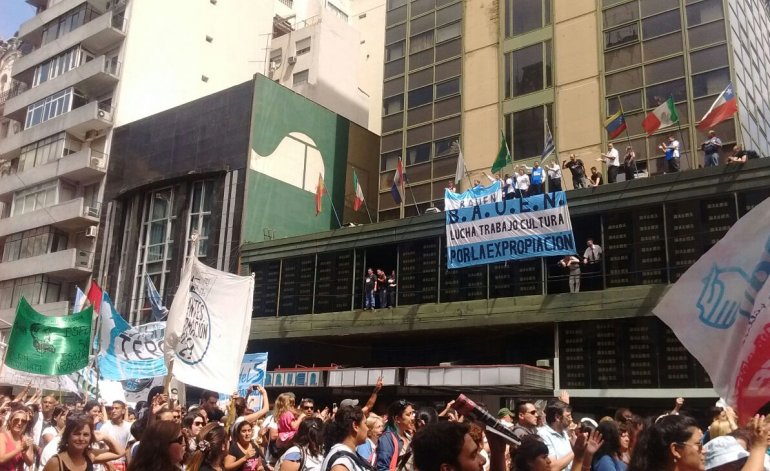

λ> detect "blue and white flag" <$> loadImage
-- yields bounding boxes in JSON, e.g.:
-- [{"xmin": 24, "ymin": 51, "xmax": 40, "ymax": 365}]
[
  {"xmin": 541, "ymin": 118, "xmax": 555, "ymax": 162},
  {"xmin": 219, "ymin": 352, "xmax": 269, "ymax": 406},
  {"xmin": 145, "ymin": 274, "xmax": 168, "ymax": 321},
  {"xmin": 445, "ymin": 191, "xmax": 576, "ymax": 269},
  {"xmin": 97, "ymin": 293, "xmax": 167, "ymax": 380},
  {"xmin": 73, "ymin": 287, "xmax": 87, "ymax": 313},
  {"xmin": 445, "ymin": 181, "xmax": 503, "ymax": 211}
]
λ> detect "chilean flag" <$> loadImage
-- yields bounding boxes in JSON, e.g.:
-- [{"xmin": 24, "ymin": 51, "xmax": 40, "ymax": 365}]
[
  {"xmin": 698, "ymin": 82, "xmax": 738, "ymax": 132},
  {"xmin": 391, "ymin": 157, "xmax": 405, "ymax": 204}
]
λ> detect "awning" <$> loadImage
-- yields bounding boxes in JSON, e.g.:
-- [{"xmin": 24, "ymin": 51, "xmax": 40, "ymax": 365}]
[
  {"xmin": 327, "ymin": 368, "xmax": 399, "ymax": 387},
  {"xmin": 404, "ymin": 365, "xmax": 553, "ymax": 394}
]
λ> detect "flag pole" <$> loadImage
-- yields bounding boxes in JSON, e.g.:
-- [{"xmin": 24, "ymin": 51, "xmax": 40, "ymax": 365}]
[
  {"xmin": 618, "ymin": 96, "xmax": 633, "ymax": 150},
  {"xmin": 669, "ymin": 94, "xmax": 688, "ymax": 169},
  {"xmin": 361, "ymin": 196, "xmax": 374, "ymax": 224},
  {"xmin": 324, "ymin": 189, "xmax": 342, "ymax": 228},
  {"xmin": 406, "ymin": 177, "xmax": 421, "ymax": 216}
]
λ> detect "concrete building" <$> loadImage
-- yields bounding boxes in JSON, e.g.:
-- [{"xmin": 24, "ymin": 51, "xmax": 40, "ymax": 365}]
[
  {"xmin": 376, "ymin": 0, "xmax": 770, "ymax": 220},
  {"xmin": 0, "ymin": 0, "xmax": 378, "ymax": 325}
]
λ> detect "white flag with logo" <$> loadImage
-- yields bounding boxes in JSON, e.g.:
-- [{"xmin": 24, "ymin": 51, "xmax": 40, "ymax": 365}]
[
  {"xmin": 653, "ymin": 196, "xmax": 770, "ymax": 422},
  {"xmin": 164, "ymin": 257, "xmax": 254, "ymax": 393}
]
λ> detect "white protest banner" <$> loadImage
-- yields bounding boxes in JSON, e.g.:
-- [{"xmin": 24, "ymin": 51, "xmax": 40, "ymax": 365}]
[
  {"xmin": 0, "ymin": 365, "xmax": 79, "ymax": 392},
  {"xmin": 164, "ymin": 257, "xmax": 254, "ymax": 393},
  {"xmin": 444, "ymin": 191, "xmax": 576, "ymax": 269},
  {"xmin": 444, "ymin": 181, "xmax": 503, "ymax": 210},
  {"xmin": 653, "ymin": 195, "xmax": 770, "ymax": 422},
  {"xmin": 121, "ymin": 376, "xmax": 186, "ymax": 406}
]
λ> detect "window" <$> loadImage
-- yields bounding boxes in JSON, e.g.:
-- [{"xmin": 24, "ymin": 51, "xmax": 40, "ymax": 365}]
[
  {"xmin": 506, "ymin": 41, "xmax": 552, "ymax": 98},
  {"xmin": 187, "ymin": 181, "xmax": 214, "ymax": 258},
  {"xmin": 645, "ymin": 78, "xmax": 686, "ymax": 108},
  {"xmin": 386, "ymin": 41, "xmax": 405, "ymax": 61},
  {"xmin": 436, "ymin": 2, "xmax": 462, "ymax": 26},
  {"xmin": 388, "ymin": 0, "xmax": 406, "ymax": 9},
  {"xmin": 2, "ymin": 227, "xmax": 68, "ymax": 263},
  {"xmin": 605, "ymin": 24, "xmax": 639, "ymax": 49},
  {"xmin": 642, "ymin": 10, "xmax": 681, "ymax": 39},
  {"xmin": 406, "ymin": 142, "xmax": 431, "ymax": 165},
  {"xmin": 296, "ymin": 38, "xmax": 311, "ymax": 56},
  {"xmin": 644, "ymin": 56, "xmax": 684, "ymax": 85},
  {"xmin": 383, "ymin": 94, "xmax": 404, "ymax": 115},
  {"xmin": 434, "ymin": 136, "xmax": 459, "ymax": 159},
  {"xmin": 508, "ymin": 104, "xmax": 553, "ymax": 160},
  {"xmin": 24, "ymin": 88, "xmax": 86, "ymax": 129},
  {"xmin": 408, "ymin": 85, "xmax": 432, "ymax": 108},
  {"xmin": 293, "ymin": 70, "xmax": 309, "ymax": 86},
  {"xmin": 505, "ymin": 0, "xmax": 551, "ymax": 37},
  {"xmin": 11, "ymin": 180, "xmax": 62, "ymax": 216},
  {"xmin": 18, "ymin": 133, "xmax": 82, "ymax": 172},
  {"xmin": 41, "ymin": 4, "xmax": 99, "ymax": 45},
  {"xmin": 0, "ymin": 276, "xmax": 61, "ymax": 310},
  {"xmin": 435, "ymin": 78, "xmax": 460, "ymax": 99},
  {"xmin": 692, "ymin": 68, "xmax": 730, "ymax": 98},
  {"xmin": 686, "ymin": 0, "xmax": 724, "ymax": 27},
  {"xmin": 381, "ymin": 151, "xmax": 401, "ymax": 171},
  {"xmin": 409, "ymin": 31, "xmax": 434, "ymax": 54},
  {"xmin": 326, "ymin": 2, "xmax": 348, "ymax": 22},
  {"xmin": 603, "ymin": 2, "xmax": 638, "ymax": 29},
  {"xmin": 436, "ymin": 22, "xmax": 461, "ymax": 43},
  {"xmin": 604, "ymin": 43, "xmax": 641, "ymax": 72}
]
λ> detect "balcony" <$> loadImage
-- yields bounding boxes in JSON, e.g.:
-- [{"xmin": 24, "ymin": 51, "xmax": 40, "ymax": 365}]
[
  {"xmin": 4, "ymin": 56, "xmax": 120, "ymax": 122},
  {"xmin": 0, "ymin": 248, "xmax": 93, "ymax": 282},
  {"xmin": 0, "ymin": 148, "xmax": 107, "ymax": 199},
  {"xmin": 12, "ymin": 10, "xmax": 126, "ymax": 78},
  {"xmin": 18, "ymin": 0, "xmax": 111, "ymax": 41},
  {"xmin": 0, "ymin": 197, "xmax": 100, "ymax": 238},
  {"xmin": 0, "ymin": 300, "xmax": 69, "ymax": 326},
  {"xmin": 0, "ymin": 100, "xmax": 114, "ymax": 160}
]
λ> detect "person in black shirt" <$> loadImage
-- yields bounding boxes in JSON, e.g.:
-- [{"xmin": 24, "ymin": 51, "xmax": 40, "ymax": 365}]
[
  {"xmin": 727, "ymin": 144, "xmax": 760, "ymax": 164},
  {"xmin": 589, "ymin": 167, "xmax": 603, "ymax": 187},
  {"xmin": 376, "ymin": 269, "xmax": 388, "ymax": 308},
  {"xmin": 364, "ymin": 269, "xmax": 376, "ymax": 310},
  {"xmin": 563, "ymin": 153, "xmax": 588, "ymax": 189}
]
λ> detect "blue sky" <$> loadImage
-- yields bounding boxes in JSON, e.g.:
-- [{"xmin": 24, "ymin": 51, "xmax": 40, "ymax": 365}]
[{"xmin": 1, "ymin": 0, "xmax": 37, "ymax": 40}]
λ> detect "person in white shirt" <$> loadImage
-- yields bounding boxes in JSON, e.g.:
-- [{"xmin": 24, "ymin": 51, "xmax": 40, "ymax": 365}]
[
  {"xmin": 659, "ymin": 135, "xmax": 680, "ymax": 173},
  {"xmin": 546, "ymin": 160, "xmax": 562, "ymax": 192},
  {"xmin": 599, "ymin": 143, "xmax": 621, "ymax": 183},
  {"xmin": 582, "ymin": 238, "xmax": 603, "ymax": 291},
  {"xmin": 99, "ymin": 400, "xmax": 132, "ymax": 471},
  {"xmin": 514, "ymin": 167, "xmax": 530, "ymax": 198},
  {"xmin": 537, "ymin": 400, "xmax": 574, "ymax": 471},
  {"xmin": 320, "ymin": 406, "xmax": 371, "ymax": 471},
  {"xmin": 41, "ymin": 406, "xmax": 68, "ymax": 447}
]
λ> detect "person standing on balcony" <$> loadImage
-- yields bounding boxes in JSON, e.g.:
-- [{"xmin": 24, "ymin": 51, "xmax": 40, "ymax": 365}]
[
  {"xmin": 364, "ymin": 269, "xmax": 376, "ymax": 311},
  {"xmin": 701, "ymin": 130, "xmax": 722, "ymax": 167},
  {"xmin": 582, "ymin": 239, "xmax": 603, "ymax": 291},
  {"xmin": 563, "ymin": 154, "xmax": 588, "ymax": 189},
  {"xmin": 599, "ymin": 143, "xmax": 620, "ymax": 183}
]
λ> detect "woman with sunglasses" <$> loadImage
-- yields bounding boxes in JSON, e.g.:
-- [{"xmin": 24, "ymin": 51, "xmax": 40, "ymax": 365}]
[
  {"xmin": 127, "ymin": 420, "xmax": 186, "ymax": 471},
  {"xmin": 187, "ymin": 423, "xmax": 228, "ymax": 471},
  {"xmin": 183, "ymin": 412, "xmax": 207, "ymax": 455},
  {"xmin": 225, "ymin": 420, "xmax": 266, "ymax": 471},
  {"xmin": 0, "ymin": 409, "xmax": 35, "ymax": 470},
  {"xmin": 628, "ymin": 414, "xmax": 704, "ymax": 471},
  {"xmin": 41, "ymin": 414, "xmax": 125, "ymax": 471}
]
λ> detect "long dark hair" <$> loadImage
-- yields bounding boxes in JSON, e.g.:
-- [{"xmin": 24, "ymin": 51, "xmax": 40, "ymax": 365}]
[
  {"xmin": 385, "ymin": 400, "xmax": 412, "ymax": 430},
  {"xmin": 594, "ymin": 420, "xmax": 621, "ymax": 461},
  {"xmin": 187, "ymin": 423, "xmax": 227, "ymax": 471},
  {"xmin": 324, "ymin": 405, "xmax": 364, "ymax": 451},
  {"xmin": 58, "ymin": 414, "xmax": 96, "ymax": 455},
  {"xmin": 512, "ymin": 435, "xmax": 549, "ymax": 471},
  {"xmin": 295, "ymin": 417, "xmax": 324, "ymax": 457},
  {"xmin": 127, "ymin": 420, "xmax": 182, "ymax": 471},
  {"xmin": 627, "ymin": 415, "xmax": 700, "ymax": 471}
]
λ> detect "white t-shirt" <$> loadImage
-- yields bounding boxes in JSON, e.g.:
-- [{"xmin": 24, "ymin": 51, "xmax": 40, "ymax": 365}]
[
  {"xmin": 40, "ymin": 436, "xmax": 61, "ymax": 468},
  {"xmin": 669, "ymin": 139, "xmax": 680, "ymax": 158},
  {"xmin": 537, "ymin": 425, "xmax": 573, "ymax": 471},
  {"xmin": 321, "ymin": 443, "xmax": 370, "ymax": 471},
  {"xmin": 42, "ymin": 425, "xmax": 59, "ymax": 441},
  {"xmin": 515, "ymin": 174, "xmax": 530, "ymax": 191},
  {"xmin": 606, "ymin": 148, "xmax": 620, "ymax": 167},
  {"xmin": 278, "ymin": 445, "xmax": 324, "ymax": 471},
  {"xmin": 547, "ymin": 165, "xmax": 562, "ymax": 180},
  {"xmin": 100, "ymin": 420, "xmax": 132, "ymax": 464}
]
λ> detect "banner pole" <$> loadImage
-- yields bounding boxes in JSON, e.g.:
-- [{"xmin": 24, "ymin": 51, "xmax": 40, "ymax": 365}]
[
  {"xmin": 325, "ymin": 189, "xmax": 342, "ymax": 228},
  {"xmin": 362, "ymin": 197, "xmax": 374, "ymax": 224}
]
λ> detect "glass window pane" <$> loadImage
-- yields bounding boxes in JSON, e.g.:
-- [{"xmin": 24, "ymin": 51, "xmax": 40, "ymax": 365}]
[
  {"xmin": 411, "ymin": 0, "xmax": 434, "ymax": 17},
  {"xmin": 386, "ymin": 24, "xmax": 407, "ymax": 44},
  {"xmin": 690, "ymin": 44, "xmax": 728, "ymax": 74},
  {"xmin": 640, "ymin": 0, "xmax": 676, "ymax": 17},
  {"xmin": 408, "ymin": 86, "xmax": 433, "ymax": 108},
  {"xmin": 435, "ymin": 78, "xmax": 460, "ymax": 98},
  {"xmin": 384, "ymin": 77, "xmax": 405, "ymax": 97},
  {"xmin": 645, "ymin": 78, "xmax": 686, "ymax": 108},
  {"xmin": 435, "ymin": 58, "xmax": 460, "ymax": 81},
  {"xmin": 410, "ymin": 12, "xmax": 435, "ymax": 35},
  {"xmin": 386, "ymin": 5, "xmax": 407, "ymax": 25},
  {"xmin": 409, "ymin": 31, "xmax": 434, "ymax": 54},
  {"xmin": 686, "ymin": 0, "xmax": 723, "ymax": 27},
  {"xmin": 436, "ymin": 2, "xmax": 462, "ymax": 26},
  {"xmin": 406, "ymin": 142, "xmax": 431, "ymax": 165},
  {"xmin": 607, "ymin": 91, "xmax": 643, "ymax": 115},
  {"xmin": 384, "ymin": 94, "xmax": 404, "ymax": 115},
  {"xmin": 603, "ymin": 2, "xmax": 638, "ymax": 28},
  {"xmin": 409, "ymin": 67, "xmax": 433, "ymax": 89},
  {"xmin": 604, "ymin": 43, "xmax": 641, "ymax": 72},
  {"xmin": 642, "ymin": 10, "xmax": 681, "ymax": 39},
  {"xmin": 409, "ymin": 50, "xmax": 433, "ymax": 71},
  {"xmin": 644, "ymin": 56, "xmax": 684, "ymax": 84},
  {"xmin": 386, "ymin": 41, "xmax": 405, "ymax": 61},
  {"xmin": 605, "ymin": 67, "xmax": 642, "ymax": 95},
  {"xmin": 511, "ymin": 0, "xmax": 543, "ymax": 35},
  {"xmin": 605, "ymin": 24, "xmax": 639, "ymax": 49},
  {"xmin": 385, "ymin": 58, "xmax": 406, "ymax": 79},
  {"xmin": 434, "ymin": 136, "xmax": 459, "ymax": 159},
  {"xmin": 435, "ymin": 38, "xmax": 461, "ymax": 61},
  {"xmin": 692, "ymin": 68, "xmax": 730, "ymax": 98},
  {"xmin": 513, "ymin": 106, "xmax": 544, "ymax": 160},
  {"xmin": 436, "ymin": 21, "xmax": 461, "ymax": 43},
  {"xmin": 642, "ymin": 32, "xmax": 683, "ymax": 61},
  {"xmin": 511, "ymin": 43, "xmax": 544, "ymax": 96}
]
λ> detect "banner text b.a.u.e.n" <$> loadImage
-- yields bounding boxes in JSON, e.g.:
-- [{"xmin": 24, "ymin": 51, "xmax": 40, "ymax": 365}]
[{"xmin": 444, "ymin": 191, "xmax": 576, "ymax": 269}]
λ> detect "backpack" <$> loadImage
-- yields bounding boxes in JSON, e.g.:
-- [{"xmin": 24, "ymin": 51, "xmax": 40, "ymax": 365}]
[{"xmin": 324, "ymin": 449, "xmax": 374, "ymax": 471}]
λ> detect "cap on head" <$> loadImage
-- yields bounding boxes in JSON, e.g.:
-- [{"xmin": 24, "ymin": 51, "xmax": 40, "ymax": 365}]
[
  {"xmin": 339, "ymin": 399, "xmax": 360, "ymax": 408},
  {"xmin": 704, "ymin": 436, "xmax": 749, "ymax": 470},
  {"xmin": 497, "ymin": 408, "xmax": 513, "ymax": 419}
]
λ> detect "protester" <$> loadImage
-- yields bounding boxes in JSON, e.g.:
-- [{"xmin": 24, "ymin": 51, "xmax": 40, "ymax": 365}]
[
  {"xmin": 321, "ymin": 406, "xmax": 371, "ymax": 471},
  {"xmin": 558, "ymin": 255, "xmax": 581, "ymax": 293},
  {"xmin": 183, "ymin": 411, "xmax": 206, "ymax": 454},
  {"xmin": 627, "ymin": 414, "xmax": 702, "ymax": 471},
  {"xmin": 377, "ymin": 269, "xmax": 389, "ymax": 308},
  {"xmin": 41, "ymin": 405, "xmax": 68, "ymax": 446},
  {"xmin": 701, "ymin": 130, "xmax": 722, "ymax": 167},
  {"xmin": 563, "ymin": 154, "xmax": 588, "ymax": 189},
  {"xmin": 537, "ymin": 399, "xmax": 574, "ymax": 471},
  {"xmin": 100, "ymin": 400, "xmax": 132, "ymax": 471},
  {"xmin": 0, "ymin": 408, "xmax": 35, "ymax": 470},
  {"xmin": 660, "ymin": 136, "xmax": 680, "ymax": 173},
  {"xmin": 42, "ymin": 414, "xmax": 125, "ymax": 471},
  {"xmin": 201, "ymin": 391, "xmax": 225, "ymax": 424},
  {"xmin": 498, "ymin": 408, "xmax": 514, "ymax": 428},
  {"xmin": 591, "ymin": 421, "xmax": 625, "ymax": 471},
  {"xmin": 357, "ymin": 414, "xmax": 385, "ymax": 466},
  {"xmin": 225, "ymin": 420, "xmax": 265, "ymax": 471},
  {"xmin": 529, "ymin": 161, "xmax": 545, "ymax": 196},
  {"xmin": 582, "ymin": 239, "xmax": 603, "ymax": 291},
  {"xmin": 546, "ymin": 160, "xmax": 563, "ymax": 192},
  {"xmin": 411, "ymin": 422, "xmax": 485, "ymax": 471},
  {"xmin": 514, "ymin": 167, "xmax": 530, "ymax": 198},
  {"xmin": 388, "ymin": 271, "xmax": 397, "ymax": 308},
  {"xmin": 276, "ymin": 418, "xmax": 324, "ymax": 471},
  {"xmin": 623, "ymin": 146, "xmax": 636, "ymax": 181},
  {"xmin": 187, "ymin": 423, "xmax": 228, "ymax": 471},
  {"xmin": 364, "ymin": 269, "xmax": 377, "ymax": 311},
  {"xmin": 599, "ymin": 143, "xmax": 620, "ymax": 183},
  {"xmin": 275, "ymin": 393, "xmax": 305, "ymax": 450},
  {"xmin": 588, "ymin": 167, "xmax": 603, "ymax": 187},
  {"xmin": 512, "ymin": 401, "xmax": 539, "ymax": 440},
  {"xmin": 228, "ymin": 386, "xmax": 270, "ymax": 432},
  {"xmin": 512, "ymin": 435, "xmax": 551, "ymax": 471},
  {"xmin": 376, "ymin": 400, "xmax": 415, "ymax": 471},
  {"xmin": 726, "ymin": 144, "xmax": 760, "ymax": 164},
  {"xmin": 126, "ymin": 420, "xmax": 185, "ymax": 471}
]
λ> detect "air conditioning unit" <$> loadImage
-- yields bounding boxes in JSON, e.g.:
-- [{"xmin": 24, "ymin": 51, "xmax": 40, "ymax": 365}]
[
  {"xmin": 97, "ymin": 109, "xmax": 107, "ymax": 118},
  {"xmin": 84, "ymin": 130, "xmax": 99, "ymax": 141},
  {"xmin": 287, "ymin": 56, "xmax": 297, "ymax": 65},
  {"xmin": 85, "ymin": 226, "xmax": 98, "ymax": 238}
]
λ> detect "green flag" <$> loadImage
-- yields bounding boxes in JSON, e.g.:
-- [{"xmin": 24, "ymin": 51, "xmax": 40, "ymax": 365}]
[
  {"xmin": 491, "ymin": 131, "xmax": 511, "ymax": 173},
  {"xmin": 4, "ymin": 298, "xmax": 92, "ymax": 375}
]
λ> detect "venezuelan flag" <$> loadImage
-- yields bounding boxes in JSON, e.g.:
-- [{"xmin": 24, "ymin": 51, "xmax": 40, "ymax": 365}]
[{"xmin": 605, "ymin": 110, "xmax": 627, "ymax": 139}]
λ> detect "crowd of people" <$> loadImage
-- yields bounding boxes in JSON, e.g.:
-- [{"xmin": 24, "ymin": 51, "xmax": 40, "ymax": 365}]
[{"xmin": 2, "ymin": 383, "xmax": 770, "ymax": 471}]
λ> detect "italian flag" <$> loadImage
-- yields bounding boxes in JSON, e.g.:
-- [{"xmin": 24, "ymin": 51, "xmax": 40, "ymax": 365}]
[
  {"xmin": 642, "ymin": 97, "xmax": 679, "ymax": 136},
  {"xmin": 353, "ymin": 170, "xmax": 365, "ymax": 211}
]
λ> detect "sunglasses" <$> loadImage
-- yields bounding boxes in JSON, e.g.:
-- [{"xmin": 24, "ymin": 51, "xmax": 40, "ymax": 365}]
[
  {"xmin": 12, "ymin": 418, "xmax": 29, "ymax": 425},
  {"xmin": 303, "ymin": 406, "xmax": 314, "ymax": 410},
  {"xmin": 169, "ymin": 435, "xmax": 185, "ymax": 445},
  {"xmin": 193, "ymin": 420, "xmax": 205, "ymax": 426}
]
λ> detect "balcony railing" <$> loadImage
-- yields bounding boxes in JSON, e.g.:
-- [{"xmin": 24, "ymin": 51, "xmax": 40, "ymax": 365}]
[
  {"xmin": 0, "ymin": 81, "xmax": 29, "ymax": 104},
  {"xmin": 84, "ymin": 202, "xmax": 101, "ymax": 218}
]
